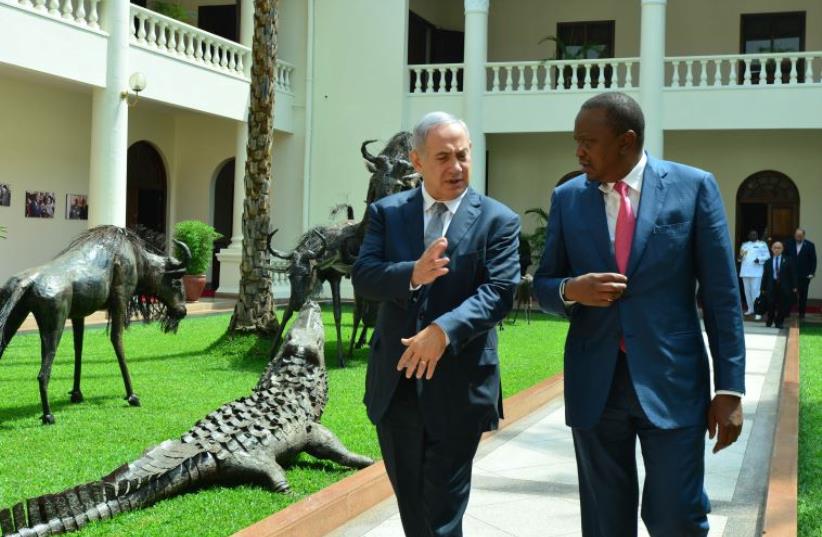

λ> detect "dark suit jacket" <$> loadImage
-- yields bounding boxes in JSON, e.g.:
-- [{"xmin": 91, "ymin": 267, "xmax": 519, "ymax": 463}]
[
  {"xmin": 760, "ymin": 255, "xmax": 797, "ymax": 301},
  {"xmin": 533, "ymin": 155, "xmax": 746, "ymax": 430},
  {"xmin": 352, "ymin": 187, "xmax": 520, "ymax": 437},
  {"xmin": 784, "ymin": 239, "xmax": 817, "ymax": 279}
]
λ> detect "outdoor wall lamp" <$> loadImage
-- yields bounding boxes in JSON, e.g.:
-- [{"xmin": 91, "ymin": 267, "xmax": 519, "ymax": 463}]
[{"xmin": 121, "ymin": 72, "xmax": 147, "ymax": 107}]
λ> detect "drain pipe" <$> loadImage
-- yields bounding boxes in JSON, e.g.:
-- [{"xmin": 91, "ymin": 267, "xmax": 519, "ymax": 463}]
[{"xmin": 301, "ymin": 0, "xmax": 315, "ymax": 232}]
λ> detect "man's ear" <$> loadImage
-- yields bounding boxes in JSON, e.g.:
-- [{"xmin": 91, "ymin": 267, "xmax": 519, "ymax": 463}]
[
  {"xmin": 410, "ymin": 149, "xmax": 424, "ymax": 173},
  {"xmin": 619, "ymin": 130, "xmax": 638, "ymax": 155}
]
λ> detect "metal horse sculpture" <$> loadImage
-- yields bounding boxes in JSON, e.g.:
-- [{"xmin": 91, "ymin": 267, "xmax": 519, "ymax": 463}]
[
  {"xmin": 0, "ymin": 226, "xmax": 189, "ymax": 425},
  {"xmin": 0, "ymin": 301, "xmax": 373, "ymax": 537}
]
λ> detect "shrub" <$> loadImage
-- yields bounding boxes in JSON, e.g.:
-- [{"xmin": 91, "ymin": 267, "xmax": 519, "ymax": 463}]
[{"xmin": 173, "ymin": 220, "xmax": 222, "ymax": 275}]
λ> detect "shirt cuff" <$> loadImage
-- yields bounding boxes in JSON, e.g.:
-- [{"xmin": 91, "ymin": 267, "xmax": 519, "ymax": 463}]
[
  {"xmin": 559, "ymin": 278, "xmax": 577, "ymax": 306},
  {"xmin": 715, "ymin": 390, "xmax": 744, "ymax": 398},
  {"xmin": 410, "ymin": 282, "xmax": 422, "ymax": 291}
]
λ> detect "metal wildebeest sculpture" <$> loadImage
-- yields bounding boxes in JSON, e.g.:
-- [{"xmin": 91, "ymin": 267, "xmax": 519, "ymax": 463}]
[{"xmin": 0, "ymin": 225, "xmax": 189, "ymax": 425}]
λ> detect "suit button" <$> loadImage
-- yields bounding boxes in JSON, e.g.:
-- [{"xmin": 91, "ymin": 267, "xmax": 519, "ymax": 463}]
[{"xmin": 418, "ymin": 313, "xmax": 424, "ymax": 320}]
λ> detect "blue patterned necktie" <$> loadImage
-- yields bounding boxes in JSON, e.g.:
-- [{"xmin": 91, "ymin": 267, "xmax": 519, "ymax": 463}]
[{"xmin": 424, "ymin": 202, "xmax": 448, "ymax": 248}]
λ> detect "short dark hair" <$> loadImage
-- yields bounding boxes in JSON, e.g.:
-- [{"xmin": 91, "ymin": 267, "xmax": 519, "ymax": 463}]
[{"xmin": 580, "ymin": 92, "xmax": 645, "ymax": 149}]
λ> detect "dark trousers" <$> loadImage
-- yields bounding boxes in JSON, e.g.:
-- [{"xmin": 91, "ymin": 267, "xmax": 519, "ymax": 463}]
[
  {"xmin": 376, "ymin": 378, "xmax": 482, "ymax": 537},
  {"xmin": 797, "ymin": 277, "xmax": 810, "ymax": 316},
  {"xmin": 572, "ymin": 354, "xmax": 710, "ymax": 537},
  {"xmin": 765, "ymin": 288, "xmax": 790, "ymax": 327}
]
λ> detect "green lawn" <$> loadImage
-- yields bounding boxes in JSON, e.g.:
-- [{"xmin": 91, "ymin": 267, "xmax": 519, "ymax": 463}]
[
  {"xmin": 0, "ymin": 307, "xmax": 567, "ymax": 537},
  {"xmin": 799, "ymin": 325, "xmax": 822, "ymax": 537}
]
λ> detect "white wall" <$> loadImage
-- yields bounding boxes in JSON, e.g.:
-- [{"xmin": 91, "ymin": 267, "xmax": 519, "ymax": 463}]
[
  {"xmin": 0, "ymin": 75, "xmax": 93, "ymax": 283},
  {"xmin": 307, "ymin": 0, "xmax": 409, "ymax": 229},
  {"xmin": 410, "ymin": 0, "xmax": 464, "ymax": 31}
]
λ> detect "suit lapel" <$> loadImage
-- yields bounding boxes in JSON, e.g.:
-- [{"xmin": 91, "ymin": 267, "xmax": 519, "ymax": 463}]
[
  {"xmin": 626, "ymin": 158, "xmax": 668, "ymax": 277},
  {"xmin": 401, "ymin": 188, "xmax": 425, "ymax": 260},
  {"xmin": 445, "ymin": 188, "xmax": 481, "ymax": 257},
  {"xmin": 583, "ymin": 180, "xmax": 617, "ymax": 272}
]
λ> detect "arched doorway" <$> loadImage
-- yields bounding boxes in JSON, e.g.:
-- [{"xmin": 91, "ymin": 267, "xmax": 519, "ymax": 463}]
[
  {"xmin": 211, "ymin": 159, "xmax": 235, "ymax": 291},
  {"xmin": 736, "ymin": 170, "xmax": 799, "ymax": 249},
  {"xmin": 126, "ymin": 141, "xmax": 167, "ymax": 234}
]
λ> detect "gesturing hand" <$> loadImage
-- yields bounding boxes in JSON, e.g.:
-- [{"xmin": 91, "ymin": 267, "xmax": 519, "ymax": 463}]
[
  {"xmin": 411, "ymin": 237, "xmax": 449, "ymax": 287},
  {"xmin": 707, "ymin": 394, "xmax": 743, "ymax": 453},
  {"xmin": 397, "ymin": 324, "xmax": 447, "ymax": 380},
  {"xmin": 564, "ymin": 273, "xmax": 628, "ymax": 307}
]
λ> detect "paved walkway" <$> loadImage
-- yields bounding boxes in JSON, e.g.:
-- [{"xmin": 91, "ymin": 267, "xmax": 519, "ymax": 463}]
[{"xmin": 330, "ymin": 324, "xmax": 786, "ymax": 537}]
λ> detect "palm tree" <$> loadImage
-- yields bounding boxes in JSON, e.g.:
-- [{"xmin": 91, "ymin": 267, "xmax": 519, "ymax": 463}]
[{"xmin": 229, "ymin": 0, "xmax": 280, "ymax": 334}]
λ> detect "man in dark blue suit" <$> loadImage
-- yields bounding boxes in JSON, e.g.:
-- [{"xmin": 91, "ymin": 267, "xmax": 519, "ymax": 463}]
[
  {"xmin": 534, "ymin": 93, "xmax": 746, "ymax": 537},
  {"xmin": 760, "ymin": 241, "xmax": 798, "ymax": 329},
  {"xmin": 352, "ymin": 112, "xmax": 520, "ymax": 537},
  {"xmin": 784, "ymin": 228, "xmax": 816, "ymax": 318}
]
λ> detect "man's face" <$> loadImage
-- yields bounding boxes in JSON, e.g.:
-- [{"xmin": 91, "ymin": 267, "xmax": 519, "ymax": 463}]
[
  {"xmin": 748, "ymin": 231, "xmax": 758, "ymax": 241},
  {"xmin": 574, "ymin": 107, "xmax": 634, "ymax": 183},
  {"xmin": 795, "ymin": 229, "xmax": 805, "ymax": 242},
  {"xmin": 772, "ymin": 242, "xmax": 784, "ymax": 256},
  {"xmin": 410, "ymin": 122, "xmax": 471, "ymax": 201}
]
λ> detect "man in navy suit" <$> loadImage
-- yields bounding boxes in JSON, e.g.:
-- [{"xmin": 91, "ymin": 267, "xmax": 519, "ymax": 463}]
[
  {"xmin": 352, "ymin": 111, "xmax": 520, "ymax": 537},
  {"xmin": 784, "ymin": 228, "xmax": 816, "ymax": 318},
  {"xmin": 534, "ymin": 92, "xmax": 746, "ymax": 536},
  {"xmin": 760, "ymin": 241, "xmax": 798, "ymax": 329}
]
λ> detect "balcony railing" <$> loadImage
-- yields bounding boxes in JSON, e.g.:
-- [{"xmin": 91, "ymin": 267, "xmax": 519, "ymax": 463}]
[
  {"xmin": 6, "ymin": 0, "xmax": 103, "ymax": 29},
  {"xmin": 665, "ymin": 51, "xmax": 822, "ymax": 88},
  {"xmin": 130, "ymin": 4, "xmax": 251, "ymax": 79}
]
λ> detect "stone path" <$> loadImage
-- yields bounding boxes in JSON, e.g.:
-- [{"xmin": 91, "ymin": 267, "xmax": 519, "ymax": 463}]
[{"xmin": 330, "ymin": 324, "xmax": 786, "ymax": 537}]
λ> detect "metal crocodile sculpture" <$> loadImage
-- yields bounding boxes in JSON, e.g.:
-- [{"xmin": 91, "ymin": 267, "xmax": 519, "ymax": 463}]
[{"xmin": 0, "ymin": 301, "xmax": 374, "ymax": 537}]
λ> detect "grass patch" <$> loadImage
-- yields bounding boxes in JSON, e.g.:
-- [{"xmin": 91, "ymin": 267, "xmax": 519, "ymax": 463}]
[
  {"xmin": 0, "ymin": 308, "xmax": 566, "ymax": 536},
  {"xmin": 799, "ymin": 325, "xmax": 822, "ymax": 537}
]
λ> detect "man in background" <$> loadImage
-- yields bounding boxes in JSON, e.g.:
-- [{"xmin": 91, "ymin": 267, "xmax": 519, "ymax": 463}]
[{"xmin": 784, "ymin": 228, "xmax": 816, "ymax": 319}]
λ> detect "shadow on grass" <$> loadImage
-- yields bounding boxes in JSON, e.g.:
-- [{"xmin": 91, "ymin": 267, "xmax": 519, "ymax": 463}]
[{"xmin": 0, "ymin": 394, "xmax": 125, "ymax": 430}]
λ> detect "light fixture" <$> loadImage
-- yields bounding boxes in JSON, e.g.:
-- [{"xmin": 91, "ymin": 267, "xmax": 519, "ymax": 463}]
[{"xmin": 121, "ymin": 72, "xmax": 147, "ymax": 107}]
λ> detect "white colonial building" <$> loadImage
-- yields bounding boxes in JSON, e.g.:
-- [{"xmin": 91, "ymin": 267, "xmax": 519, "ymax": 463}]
[{"xmin": 1, "ymin": 0, "xmax": 821, "ymax": 301}]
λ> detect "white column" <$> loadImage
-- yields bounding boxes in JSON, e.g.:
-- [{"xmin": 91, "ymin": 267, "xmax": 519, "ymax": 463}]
[
  {"xmin": 639, "ymin": 0, "xmax": 666, "ymax": 157},
  {"xmin": 215, "ymin": 0, "xmax": 254, "ymax": 296},
  {"xmin": 463, "ymin": 0, "xmax": 489, "ymax": 194},
  {"xmin": 88, "ymin": 0, "xmax": 130, "ymax": 227}
]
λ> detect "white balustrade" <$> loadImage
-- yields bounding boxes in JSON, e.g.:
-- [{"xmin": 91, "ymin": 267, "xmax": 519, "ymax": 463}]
[
  {"xmin": 276, "ymin": 60, "xmax": 295, "ymax": 93},
  {"xmin": 129, "ymin": 4, "xmax": 251, "ymax": 79},
  {"xmin": 408, "ymin": 64, "xmax": 464, "ymax": 95},
  {"xmin": 665, "ymin": 52, "xmax": 822, "ymax": 88},
  {"xmin": 484, "ymin": 58, "xmax": 639, "ymax": 93},
  {"xmin": 11, "ymin": 0, "xmax": 104, "ymax": 29}
]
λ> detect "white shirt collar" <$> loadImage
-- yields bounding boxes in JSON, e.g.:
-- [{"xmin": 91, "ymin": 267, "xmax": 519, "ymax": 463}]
[
  {"xmin": 598, "ymin": 152, "xmax": 647, "ymax": 195},
  {"xmin": 421, "ymin": 183, "xmax": 468, "ymax": 214}
]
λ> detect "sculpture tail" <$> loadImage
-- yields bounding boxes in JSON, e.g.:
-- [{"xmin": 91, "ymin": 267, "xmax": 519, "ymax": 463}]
[
  {"xmin": 0, "ymin": 274, "xmax": 34, "ymax": 360},
  {"xmin": 0, "ymin": 440, "xmax": 213, "ymax": 537}
]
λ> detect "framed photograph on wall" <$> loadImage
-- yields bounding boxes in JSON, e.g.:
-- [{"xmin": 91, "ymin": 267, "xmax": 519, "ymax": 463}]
[
  {"xmin": 0, "ymin": 184, "xmax": 10, "ymax": 207},
  {"xmin": 25, "ymin": 191, "xmax": 55, "ymax": 218},
  {"xmin": 66, "ymin": 193, "xmax": 89, "ymax": 220}
]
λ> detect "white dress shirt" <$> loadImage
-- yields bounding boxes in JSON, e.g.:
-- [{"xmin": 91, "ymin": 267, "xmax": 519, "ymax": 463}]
[
  {"xmin": 421, "ymin": 183, "xmax": 468, "ymax": 237},
  {"xmin": 598, "ymin": 152, "xmax": 646, "ymax": 247},
  {"xmin": 559, "ymin": 154, "xmax": 741, "ymax": 398}
]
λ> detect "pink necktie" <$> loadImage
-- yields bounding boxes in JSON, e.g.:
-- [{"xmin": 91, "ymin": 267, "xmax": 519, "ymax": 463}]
[
  {"xmin": 614, "ymin": 181, "xmax": 636, "ymax": 353},
  {"xmin": 614, "ymin": 181, "xmax": 636, "ymax": 274}
]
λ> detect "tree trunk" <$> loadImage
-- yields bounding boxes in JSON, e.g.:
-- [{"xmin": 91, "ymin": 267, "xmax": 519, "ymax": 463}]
[{"xmin": 229, "ymin": 0, "xmax": 280, "ymax": 334}]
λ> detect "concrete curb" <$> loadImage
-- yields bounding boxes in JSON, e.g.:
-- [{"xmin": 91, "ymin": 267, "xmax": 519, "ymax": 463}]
[
  {"xmin": 233, "ymin": 373, "xmax": 565, "ymax": 537},
  {"xmin": 762, "ymin": 320, "xmax": 799, "ymax": 536}
]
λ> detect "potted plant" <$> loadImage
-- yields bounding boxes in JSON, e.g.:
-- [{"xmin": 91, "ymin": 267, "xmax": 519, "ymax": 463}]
[{"xmin": 173, "ymin": 220, "xmax": 222, "ymax": 302}]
